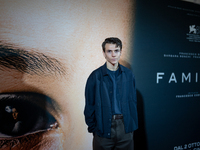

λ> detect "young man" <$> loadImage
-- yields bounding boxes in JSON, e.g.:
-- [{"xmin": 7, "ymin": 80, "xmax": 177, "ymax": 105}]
[{"xmin": 84, "ymin": 37, "xmax": 138, "ymax": 150}]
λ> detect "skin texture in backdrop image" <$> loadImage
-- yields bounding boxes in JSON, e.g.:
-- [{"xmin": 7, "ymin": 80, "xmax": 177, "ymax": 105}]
[{"xmin": 0, "ymin": 0, "xmax": 135, "ymax": 149}]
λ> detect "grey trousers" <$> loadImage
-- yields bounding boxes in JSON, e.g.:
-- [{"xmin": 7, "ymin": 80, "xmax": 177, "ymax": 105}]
[{"xmin": 93, "ymin": 119, "xmax": 134, "ymax": 150}]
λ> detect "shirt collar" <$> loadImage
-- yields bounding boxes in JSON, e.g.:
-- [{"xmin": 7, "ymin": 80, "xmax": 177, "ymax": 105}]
[{"xmin": 102, "ymin": 62, "xmax": 124, "ymax": 76}]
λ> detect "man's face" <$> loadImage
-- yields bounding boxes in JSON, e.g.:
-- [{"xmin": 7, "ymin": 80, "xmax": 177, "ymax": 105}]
[
  {"xmin": 12, "ymin": 108, "xmax": 18, "ymax": 120},
  {"xmin": 103, "ymin": 43, "xmax": 121, "ymax": 65},
  {"xmin": 0, "ymin": 0, "xmax": 135, "ymax": 149}
]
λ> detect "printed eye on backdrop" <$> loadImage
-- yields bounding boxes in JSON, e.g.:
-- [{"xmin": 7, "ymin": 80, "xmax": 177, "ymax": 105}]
[{"xmin": 0, "ymin": 92, "xmax": 58, "ymax": 138}]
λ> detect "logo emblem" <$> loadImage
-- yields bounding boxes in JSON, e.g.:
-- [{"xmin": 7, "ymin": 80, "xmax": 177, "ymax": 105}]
[{"xmin": 189, "ymin": 25, "xmax": 197, "ymax": 34}]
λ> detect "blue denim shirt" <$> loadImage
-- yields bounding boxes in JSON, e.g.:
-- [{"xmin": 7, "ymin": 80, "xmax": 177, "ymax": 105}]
[{"xmin": 84, "ymin": 63, "xmax": 138, "ymax": 138}]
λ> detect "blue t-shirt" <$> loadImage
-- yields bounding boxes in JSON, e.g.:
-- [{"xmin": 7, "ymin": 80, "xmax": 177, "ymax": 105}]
[{"xmin": 107, "ymin": 68, "xmax": 122, "ymax": 115}]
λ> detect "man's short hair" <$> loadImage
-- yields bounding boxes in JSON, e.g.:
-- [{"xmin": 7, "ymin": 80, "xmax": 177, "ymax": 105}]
[{"xmin": 102, "ymin": 37, "xmax": 122, "ymax": 52}]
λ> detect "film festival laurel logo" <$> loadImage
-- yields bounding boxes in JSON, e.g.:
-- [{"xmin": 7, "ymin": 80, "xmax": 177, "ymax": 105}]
[{"xmin": 186, "ymin": 25, "xmax": 200, "ymax": 42}]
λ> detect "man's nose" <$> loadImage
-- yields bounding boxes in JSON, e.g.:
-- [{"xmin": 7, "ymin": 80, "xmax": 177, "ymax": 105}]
[{"xmin": 112, "ymin": 51, "xmax": 116, "ymax": 57}]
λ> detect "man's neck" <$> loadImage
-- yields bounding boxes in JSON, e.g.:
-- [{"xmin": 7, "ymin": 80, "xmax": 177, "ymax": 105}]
[{"xmin": 106, "ymin": 61, "xmax": 119, "ymax": 71}]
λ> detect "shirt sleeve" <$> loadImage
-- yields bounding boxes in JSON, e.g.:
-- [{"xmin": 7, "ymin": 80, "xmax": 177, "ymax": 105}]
[
  {"xmin": 133, "ymin": 75, "xmax": 137, "ymax": 103},
  {"xmin": 132, "ymin": 74, "xmax": 139, "ymax": 130},
  {"xmin": 84, "ymin": 72, "xmax": 96, "ymax": 133}
]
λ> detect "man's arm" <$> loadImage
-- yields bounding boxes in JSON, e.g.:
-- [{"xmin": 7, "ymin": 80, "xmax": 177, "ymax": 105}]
[
  {"xmin": 84, "ymin": 73, "xmax": 96, "ymax": 133},
  {"xmin": 132, "ymin": 74, "xmax": 139, "ymax": 130},
  {"xmin": 132, "ymin": 75, "xmax": 137, "ymax": 103}
]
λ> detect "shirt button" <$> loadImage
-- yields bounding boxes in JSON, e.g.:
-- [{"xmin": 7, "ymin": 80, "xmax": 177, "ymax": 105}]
[
  {"xmin": 110, "ymin": 91, "xmax": 112, "ymax": 93},
  {"xmin": 108, "ymin": 133, "xmax": 110, "ymax": 135}
]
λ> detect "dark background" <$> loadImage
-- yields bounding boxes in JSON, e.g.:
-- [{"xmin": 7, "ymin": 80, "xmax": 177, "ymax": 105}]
[{"xmin": 132, "ymin": 0, "xmax": 200, "ymax": 149}]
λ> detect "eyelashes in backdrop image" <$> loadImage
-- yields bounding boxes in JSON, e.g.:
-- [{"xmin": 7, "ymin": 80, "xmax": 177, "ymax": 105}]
[{"xmin": 0, "ymin": 92, "xmax": 59, "ymax": 149}]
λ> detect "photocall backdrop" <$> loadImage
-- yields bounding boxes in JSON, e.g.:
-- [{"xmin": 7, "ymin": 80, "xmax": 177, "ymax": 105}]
[
  {"xmin": 0, "ymin": 0, "xmax": 135, "ymax": 150},
  {"xmin": 1, "ymin": 0, "xmax": 200, "ymax": 150},
  {"xmin": 133, "ymin": 0, "xmax": 200, "ymax": 150}
]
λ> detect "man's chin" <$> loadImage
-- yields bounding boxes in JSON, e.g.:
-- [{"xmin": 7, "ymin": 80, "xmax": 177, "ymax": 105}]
[
  {"xmin": 106, "ymin": 60, "xmax": 119, "ymax": 67},
  {"xmin": 111, "ymin": 62, "xmax": 118, "ymax": 66}
]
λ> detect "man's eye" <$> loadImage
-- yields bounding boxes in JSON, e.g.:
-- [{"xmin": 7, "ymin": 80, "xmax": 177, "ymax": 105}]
[{"xmin": 0, "ymin": 92, "xmax": 58, "ymax": 138}]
